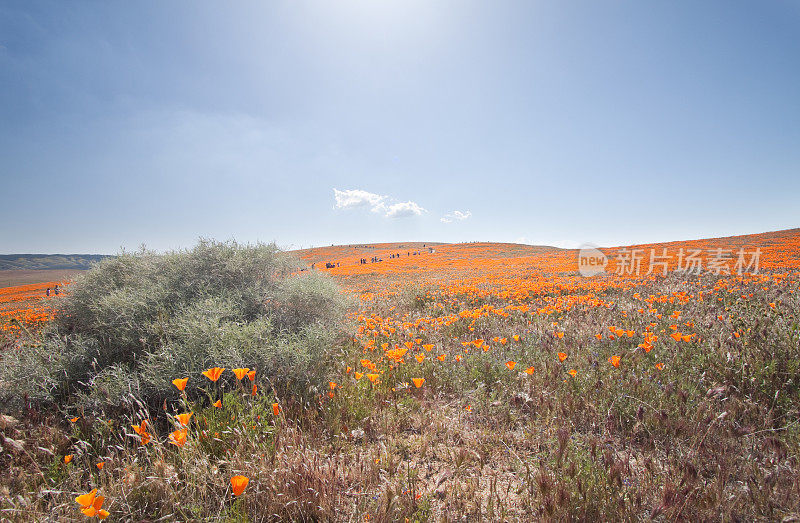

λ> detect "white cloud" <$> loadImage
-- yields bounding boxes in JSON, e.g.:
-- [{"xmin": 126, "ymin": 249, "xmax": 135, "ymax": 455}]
[
  {"xmin": 333, "ymin": 188, "xmax": 426, "ymax": 218},
  {"xmin": 333, "ymin": 188, "xmax": 386, "ymax": 211},
  {"xmin": 440, "ymin": 210, "xmax": 472, "ymax": 223},
  {"xmin": 385, "ymin": 201, "xmax": 426, "ymax": 218}
]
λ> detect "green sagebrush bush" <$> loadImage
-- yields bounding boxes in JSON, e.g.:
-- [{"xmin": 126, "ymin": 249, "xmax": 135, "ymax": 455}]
[{"xmin": 0, "ymin": 239, "xmax": 350, "ymax": 413}]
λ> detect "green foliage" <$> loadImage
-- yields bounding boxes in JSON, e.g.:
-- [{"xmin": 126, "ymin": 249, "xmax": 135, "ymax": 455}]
[{"xmin": 0, "ymin": 240, "xmax": 350, "ymax": 413}]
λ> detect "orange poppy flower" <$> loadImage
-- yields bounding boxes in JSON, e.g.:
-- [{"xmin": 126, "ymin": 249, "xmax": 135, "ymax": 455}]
[
  {"xmin": 202, "ymin": 367, "xmax": 225, "ymax": 382},
  {"xmin": 366, "ymin": 373, "xmax": 380, "ymax": 383},
  {"xmin": 139, "ymin": 432, "xmax": 152, "ymax": 445},
  {"xmin": 512, "ymin": 335, "xmax": 520, "ymax": 342},
  {"xmin": 96, "ymin": 462, "xmax": 104, "ymax": 470},
  {"xmin": 213, "ymin": 399, "xmax": 222, "ymax": 408},
  {"xmin": 247, "ymin": 370, "xmax": 256, "ymax": 381},
  {"xmin": 251, "ymin": 384, "xmax": 258, "ymax": 396},
  {"xmin": 558, "ymin": 352, "xmax": 568, "ymax": 362},
  {"xmin": 175, "ymin": 412, "xmax": 193, "ymax": 426},
  {"xmin": 464, "ymin": 405, "xmax": 472, "ymax": 412},
  {"xmin": 422, "ymin": 344, "xmax": 434, "ymax": 352},
  {"xmin": 412, "ymin": 378, "xmax": 425, "ymax": 388},
  {"xmin": 272, "ymin": 403, "xmax": 280, "ymax": 416},
  {"xmin": 556, "ymin": 332, "xmax": 564, "ymax": 339},
  {"xmin": 231, "ymin": 475, "xmax": 250, "ymax": 496},
  {"xmin": 437, "ymin": 354, "xmax": 446, "ymax": 361},
  {"xmin": 415, "ymin": 354, "xmax": 425, "ymax": 363},
  {"xmin": 670, "ymin": 332, "xmax": 682, "ymax": 342},
  {"xmin": 505, "ymin": 361, "xmax": 516, "ymax": 370},
  {"xmin": 64, "ymin": 454, "xmax": 73, "ymax": 464},
  {"xmin": 169, "ymin": 428, "xmax": 188, "ymax": 447},
  {"xmin": 568, "ymin": 369, "xmax": 577, "ymax": 377},
  {"xmin": 329, "ymin": 381, "xmax": 337, "ymax": 390},
  {"xmin": 75, "ymin": 489, "xmax": 97, "ymax": 508},
  {"xmin": 608, "ymin": 355, "xmax": 620, "ymax": 368},
  {"xmin": 594, "ymin": 333, "xmax": 602, "ymax": 340},
  {"xmin": 233, "ymin": 368, "xmax": 250, "ymax": 380},
  {"xmin": 70, "ymin": 417, "xmax": 79, "ymax": 423},
  {"xmin": 524, "ymin": 366, "xmax": 535, "ymax": 375},
  {"xmin": 132, "ymin": 420, "xmax": 148, "ymax": 435},
  {"xmin": 655, "ymin": 362, "xmax": 664, "ymax": 370},
  {"xmin": 76, "ymin": 489, "xmax": 109, "ymax": 519},
  {"xmin": 355, "ymin": 372, "xmax": 364, "ymax": 379},
  {"xmin": 172, "ymin": 377, "xmax": 188, "ymax": 391}
]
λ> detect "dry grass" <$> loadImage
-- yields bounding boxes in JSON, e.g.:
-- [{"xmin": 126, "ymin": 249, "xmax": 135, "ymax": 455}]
[{"xmin": 1, "ymin": 236, "xmax": 800, "ymax": 521}]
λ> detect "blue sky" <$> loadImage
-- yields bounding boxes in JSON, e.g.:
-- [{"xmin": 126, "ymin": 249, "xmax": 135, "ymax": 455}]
[{"xmin": 1, "ymin": 1, "xmax": 798, "ymax": 253}]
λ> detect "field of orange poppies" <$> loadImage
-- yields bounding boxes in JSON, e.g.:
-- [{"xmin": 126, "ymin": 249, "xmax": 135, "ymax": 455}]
[{"xmin": 1, "ymin": 230, "xmax": 799, "ymax": 520}]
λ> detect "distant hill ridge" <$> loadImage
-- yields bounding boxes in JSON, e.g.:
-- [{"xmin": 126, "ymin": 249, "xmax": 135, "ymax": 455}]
[{"xmin": 0, "ymin": 254, "xmax": 112, "ymax": 270}]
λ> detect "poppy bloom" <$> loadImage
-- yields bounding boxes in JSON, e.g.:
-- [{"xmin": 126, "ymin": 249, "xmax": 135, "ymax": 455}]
[
  {"xmin": 422, "ymin": 344, "xmax": 434, "ymax": 352},
  {"xmin": 172, "ymin": 378, "xmax": 188, "ymax": 391},
  {"xmin": 355, "ymin": 372, "xmax": 364, "ymax": 379},
  {"xmin": 556, "ymin": 332, "xmax": 564, "ymax": 339},
  {"xmin": 75, "ymin": 489, "xmax": 110, "ymax": 519},
  {"xmin": 213, "ymin": 399, "xmax": 222, "ymax": 408},
  {"xmin": 524, "ymin": 366, "xmax": 535, "ymax": 375},
  {"xmin": 272, "ymin": 403, "xmax": 280, "ymax": 416},
  {"xmin": 505, "ymin": 361, "xmax": 516, "ymax": 370},
  {"xmin": 558, "ymin": 352, "xmax": 568, "ymax": 362},
  {"xmin": 139, "ymin": 432, "xmax": 152, "ymax": 445},
  {"xmin": 464, "ymin": 405, "xmax": 472, "ymax": 412},
  {"xmin": 366, "ymin": 373, "xmax": 380, "ymax": 383},
  {"xmin": 75, "ymin": 489, "xmax": 98, "ymax": 508},
  {"xmin": 251, "ymin": 384, "xmax": 258, "ymax": 396},
  {"xmin": 96, "ymin": 462, "xmax": 104, "ymax": 470},
  {"xmin": 247, "ymin": 370, "xmax": 256, "ymax": 381},
  {"xmin": 132, "ymin": 420, "xmax": 148, "ymax": 435},
  {"xmin": 595, "ymin": 334, "xmax": 602, "ymax": 340},
  {"xmin": 233, "ymin": 368, "xmax": 250, "ymax": 380},
  {"xmin": 175, "ymin": 412, "xmax": 193, "ymax": 426},
  {"xmin": 231, "ymin": 475, "xmax": 249, "ymax": 496},
  {"xmin": 437, "ymin": 354, "xmax": 446, "ymax": 361},
  {"xmin": 608, "ymin": 355, "xmax": 621, "ymax": 368},
  {"xmin": 512, "ymin": 335, "xmax": 520, "ymax": 342},
  {"xmin": 70, "ymin": 417, "xmax": 79, "ymax": 423},
  {"xmin": 568, "ymin": 369, "xmax": 577, "ymax": 378},
  {"xmin": 415, "ymin": 354, "xmax": 425, "ymax": 363},
  {"xmin": 169, "ymin": 428, "xmax": 188, "ymax": 447},
  {"xmin": 655, "ymin": 362, "xmax": 664, "ymax": 370},
  {"xmin": 329, "ymin": 381, "xmax": 337, "ymax": 390},
  {"xmin": 202, "ymin": 367, "xmax": 225, "ymax": 382},
  {"xmin": 64, "ymin": 455, "xmax": 73, "ymax": 464},
  {"xmin": 412, "ymin": 378, "xmax": 425, "ymax": 388},
  {"xmin": 670, "ymin": 332, "xmax": 682, "ymax": 342}
]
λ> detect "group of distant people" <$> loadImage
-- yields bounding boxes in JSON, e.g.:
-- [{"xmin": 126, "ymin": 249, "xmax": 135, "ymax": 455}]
[
  {"xmin": 316, "ymin": 245, "xmax": 436, "ymax": 270},
  {"xmin": 45, "ymin": 285, "xmax": 60, "ymax": 297}
]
